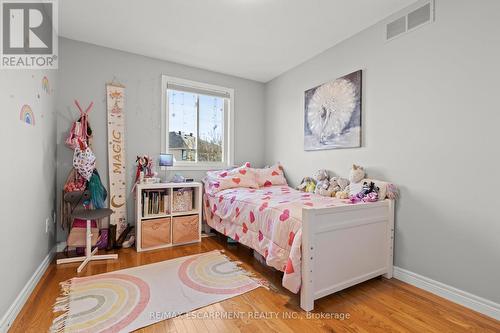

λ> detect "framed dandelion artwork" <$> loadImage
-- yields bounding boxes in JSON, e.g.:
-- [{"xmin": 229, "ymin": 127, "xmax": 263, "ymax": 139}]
[{"xmin": 304, "ymin": 70, "xmax": 362, "ymax": 150}]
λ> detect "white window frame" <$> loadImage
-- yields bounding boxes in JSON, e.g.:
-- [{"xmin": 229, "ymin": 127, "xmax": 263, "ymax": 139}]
[{"xmin": 161, "ymin": 75, "xmax": 234, "ymax": 171}]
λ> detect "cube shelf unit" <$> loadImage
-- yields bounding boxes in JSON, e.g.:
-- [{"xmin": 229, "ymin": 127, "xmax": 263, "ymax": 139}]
[{"xmin": 135, "ymin": 182, "xmax": 202, "ymax": 252}]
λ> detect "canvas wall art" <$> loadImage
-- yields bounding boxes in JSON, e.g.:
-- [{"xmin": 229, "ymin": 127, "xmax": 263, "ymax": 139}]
[{"xmin": 304, "ymin": 70, "xmax": 362, "ymax": 150}]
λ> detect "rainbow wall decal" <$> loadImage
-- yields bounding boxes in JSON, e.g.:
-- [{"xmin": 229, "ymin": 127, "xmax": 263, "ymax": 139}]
[
  {"xmin": 20, "ymin": 104, "xmax": 35, "ymax": 126},
  {"xmin": 42, "ymin": 76, "xmax": 50, "ymax": 94}
]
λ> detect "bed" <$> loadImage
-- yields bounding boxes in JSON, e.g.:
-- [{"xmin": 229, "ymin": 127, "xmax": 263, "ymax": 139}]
[{"xmin": 203, "ymin": 171, "xmax": 394, "ymax": 311}]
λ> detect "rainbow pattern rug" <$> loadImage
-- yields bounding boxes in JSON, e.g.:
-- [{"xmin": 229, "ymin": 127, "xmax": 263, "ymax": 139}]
[{"xmin": 51, "ymin": 250, "xmax": 262, "ymax": 332}]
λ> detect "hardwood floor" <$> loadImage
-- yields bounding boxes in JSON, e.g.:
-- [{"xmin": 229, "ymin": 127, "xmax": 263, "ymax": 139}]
[{"xmin": 10, "ymin": 235, "xmax": 500, "ymax": 333}]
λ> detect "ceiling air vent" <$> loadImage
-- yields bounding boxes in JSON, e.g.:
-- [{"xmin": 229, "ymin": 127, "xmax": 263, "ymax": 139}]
[{"xmin": 386, "ymin": 0, "xmax": 434, "ymax": 41}]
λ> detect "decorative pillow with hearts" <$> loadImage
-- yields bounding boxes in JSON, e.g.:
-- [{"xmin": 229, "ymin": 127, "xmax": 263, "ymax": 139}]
[
  {"xmin": 205, "ymin": 162, "xmax": 258, "ymax": 193},
  {"xmin": 254, "ymin": 164, "xmax": 288, "ymax": 187}
]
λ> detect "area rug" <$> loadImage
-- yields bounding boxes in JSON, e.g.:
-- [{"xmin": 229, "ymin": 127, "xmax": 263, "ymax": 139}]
[{"xmin": 50, "ymin": 250, "xmax": 263, "ymax": 333}]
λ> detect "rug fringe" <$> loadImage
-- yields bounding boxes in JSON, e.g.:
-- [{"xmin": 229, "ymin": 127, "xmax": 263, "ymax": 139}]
[
  {"xmin": 253, "ymin": 277, "xmax": 276, "ymax": 291},
  {"xmin": 218, "ymin": 251, "xmax": 275, "ymax": 291},
  {"xmin": 50, "ymin": 279, "xmax": 73, "ymax": 333},
  {"xmin": 50, "ymin": 311, "xmax": 69, "ymax": 333}
]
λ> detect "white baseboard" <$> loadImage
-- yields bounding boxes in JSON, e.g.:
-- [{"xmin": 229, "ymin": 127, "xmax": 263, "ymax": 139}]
[
  {"xmin": 394, "ymin": 266, "xmax": 500, "ymax": 321},
  {"xmin": 0, "ymin": 246, "xmax": 55, "ymax": 333}
]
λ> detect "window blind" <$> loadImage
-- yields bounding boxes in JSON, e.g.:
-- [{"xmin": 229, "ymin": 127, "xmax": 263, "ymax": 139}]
[{"xmin": 166, "ymin": 83, "xmax": 230, "ymax": 99}]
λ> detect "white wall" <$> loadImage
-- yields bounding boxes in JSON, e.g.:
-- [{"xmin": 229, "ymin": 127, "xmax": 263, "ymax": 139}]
[
  {"xmin": 0, "ymin": 70, "xmax": 57, "ymax": 320},
  {"xmin": 56, "ymin": 38, "xmax": 266, "ymax": 242},
  {"xmin": 265, "ymin": 0, "xmax": 500, "ymax": 303}
]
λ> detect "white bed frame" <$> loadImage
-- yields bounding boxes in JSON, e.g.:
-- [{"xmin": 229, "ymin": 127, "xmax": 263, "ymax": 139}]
[{"xmin": 300, "ymin": 199, "xmax": 395, "ymax": 311}]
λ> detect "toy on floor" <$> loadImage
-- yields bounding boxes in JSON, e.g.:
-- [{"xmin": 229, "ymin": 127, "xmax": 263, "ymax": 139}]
[{"xmin": 122, "ymin": 227, "xmax": 136, "ymax": 248}]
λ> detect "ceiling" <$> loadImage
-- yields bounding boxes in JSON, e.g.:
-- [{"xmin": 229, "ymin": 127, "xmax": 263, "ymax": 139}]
[{"xmin": 60, "ymin": 0, "xmax": 415, "ymax": 82}]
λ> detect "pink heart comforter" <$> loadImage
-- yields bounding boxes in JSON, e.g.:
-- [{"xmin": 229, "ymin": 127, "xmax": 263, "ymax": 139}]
[{"xmin": 203, "ymin": 184, "xmax": 352, "ymax": 293}]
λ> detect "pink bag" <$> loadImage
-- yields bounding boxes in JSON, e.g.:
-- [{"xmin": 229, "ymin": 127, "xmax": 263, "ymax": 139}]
[{"xmin": 66, "ymin": 100, "xmax": 93, "ymax": 150}]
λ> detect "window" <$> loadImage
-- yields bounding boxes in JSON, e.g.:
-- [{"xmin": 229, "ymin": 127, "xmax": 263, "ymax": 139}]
[{"xmin": 161, "ymin": 76, "xmax": 234, "ymax": 169}]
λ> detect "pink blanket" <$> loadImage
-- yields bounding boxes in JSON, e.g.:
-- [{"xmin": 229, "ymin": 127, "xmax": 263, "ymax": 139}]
[{"xmin": 203, "ymin": 184, "xmax": 354, "ymax": 293}]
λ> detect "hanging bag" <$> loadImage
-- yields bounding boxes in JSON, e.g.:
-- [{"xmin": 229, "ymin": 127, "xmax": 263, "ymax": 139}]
[
  {"xmin": 63, "ymin": 168, "xmax": 87, "ymax": 193},
  {"xmin": 73, "ymin": 138, "xmax": 96, "ymax": 181},
  {"xmin": 66, "ymin": 100, "xmax": 93, "ymax": 150}
]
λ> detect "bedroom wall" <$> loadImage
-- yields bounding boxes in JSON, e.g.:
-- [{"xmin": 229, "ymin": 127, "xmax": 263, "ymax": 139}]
[
  {"xmin": 264, "ymin": 0, "xmax": 500, "ymax": 303},
  {"xmin": 56, "ymin": 38, "xmax": 266, "ymax": 242},
  {"xmin": 0, "ymin": 71, "xmax": 57, "ymax": 323}
]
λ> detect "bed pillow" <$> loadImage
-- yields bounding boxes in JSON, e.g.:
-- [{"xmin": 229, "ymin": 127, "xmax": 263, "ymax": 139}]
[
  {"xmin": 205, "ymin": 162, "xmax": 258, "ymax": 193},
  {"xmin": 206, "ymin": 166, "xmax": 236, "ymax": 179},
  {"xmin": 254, "ymin": 164, "xmax": 288, "ymax": 187}
]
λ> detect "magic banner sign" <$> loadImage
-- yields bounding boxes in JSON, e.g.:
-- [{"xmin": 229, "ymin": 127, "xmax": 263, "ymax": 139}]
[{"xmin": 106, "ymin": 83, "xmax": 127, "ymax": 238}]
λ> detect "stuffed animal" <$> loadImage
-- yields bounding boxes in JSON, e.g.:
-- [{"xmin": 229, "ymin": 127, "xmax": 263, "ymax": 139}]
[
  {"xmin": 329, "ymin": 176, "xmax": 349, "ymax": 192},
  {"xmin": 336, "ymin": 177, "xmax": 350, "ymax": 191},
  {"xmin": 327, "ymin": 178, "xmax": 341, "ymax": 193},
  {"xmin": 331, "ymin": 176, "xmax": 349, "ymax": 198},
  {"xmin": 298, "ymin": 169, "xmax": 356, "ymax": 198},
  {"xmin": 297, "ymin": 177, "xmax": 316, "ymax": 193},
  {"xmin": 349, "ymin": 164, "xmax": 365, "ymax": 183},
  {"xmin": 361, "ymin": 181, "xmax": 380, "ymax": 202},
  {"xmin": 349, "ymin": 181, "xmax": 380, "ymax": 203},
  {"xmin": 314, "ymin": 169, "xmax": 333, "ymax": 196},
  {"xmin": 345, "ymin": 164, "xmax": 365, "ymax": 196},
  {"xmin": 360, "ymin": 181, "xmax": 376, "ymax": 196},
  {"xmin": 314, "ymin": 169, "xmax": 329, "ymax": 183},
  {"xmin": 364, "ymin": 182, "xmax": 379, "ymax": 202},
  {"xmin": 315, "ymin": 180, "xmax": 332, "ymax": 196},
  {"xmin": 335, "ymin": 191, "xmax": 349, "ymax": 199},
  {"xmin": 305, "ymin": 181, "xmax": 316, "ymax": 193}
]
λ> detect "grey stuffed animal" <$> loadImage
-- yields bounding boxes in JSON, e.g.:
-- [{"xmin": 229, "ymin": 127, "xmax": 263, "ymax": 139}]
[{"xmin": 314, "ymin": 169, "xmax": 333, "ymax": 196}]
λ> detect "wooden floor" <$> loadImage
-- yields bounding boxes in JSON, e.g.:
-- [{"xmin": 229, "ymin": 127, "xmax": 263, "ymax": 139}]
[{"xmin": 10, "ymin": 235, "xmax": 500, "ymax": 333}]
